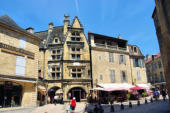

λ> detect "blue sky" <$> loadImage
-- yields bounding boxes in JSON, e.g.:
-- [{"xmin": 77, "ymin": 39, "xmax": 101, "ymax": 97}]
[{"xmin": 0, "ymin": 0, "xmax": 159, "ymax": 56}]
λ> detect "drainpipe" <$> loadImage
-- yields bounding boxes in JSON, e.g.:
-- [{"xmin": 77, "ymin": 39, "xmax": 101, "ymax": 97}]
[
  {"xmin": 89, "ymin": 36, "xmax": 93, "ymax": 88},
  {"xmin": 130, "ymin": 56, "xmax": 134, "ymax": 85}
]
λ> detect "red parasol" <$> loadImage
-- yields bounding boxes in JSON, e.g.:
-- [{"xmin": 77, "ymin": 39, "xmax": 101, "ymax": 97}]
[{"xmin": 130, "ymin": 86, "xmax": 145, "ymax": 90}]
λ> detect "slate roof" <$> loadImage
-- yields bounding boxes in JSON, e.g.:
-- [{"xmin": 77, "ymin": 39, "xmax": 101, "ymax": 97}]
[
  {"xmin": 0, "ymin": 14, "xmax": 38, "ymax": 38},
  {"xmin": 35, "ymin": 26, "xmax": 65, "ymax": 48}
]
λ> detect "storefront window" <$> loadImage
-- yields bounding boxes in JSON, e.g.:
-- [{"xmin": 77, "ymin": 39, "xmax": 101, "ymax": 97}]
[{"xmin": 0, "ymin": 81, "xmax": 22, "ymax": 108}]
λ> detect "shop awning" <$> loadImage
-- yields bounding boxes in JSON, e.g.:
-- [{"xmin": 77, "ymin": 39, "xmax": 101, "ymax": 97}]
[
  {"xmin": 136, "ymin": 84, "xmax": 150, "ymax": 90},
  {"xmin": 97, "ymin": 83, "xmax": 134, "ymax": 92},
  {"xmin": 130, "ymin": 86, "xmax": 145, "ymax": 90}
]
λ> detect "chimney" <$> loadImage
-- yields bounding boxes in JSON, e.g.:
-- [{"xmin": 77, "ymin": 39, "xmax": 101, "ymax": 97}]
[
  {"xmin": 26, "ymin": 27, "xmax": 34, "ymax": 34},
  {"xmin": 146, "ymin": 54, "xmax": 151, "ymax": 60},
  {"xmin": 64, "ymin": 14, "xmax": 70, "ymax": 35},
  {"xmin": 48, "ymin": 22, "xmax": 53, "ymax": 33},
  {"xmin": 118, "ymin": 34, "xmax": 122, "ymax": 39}
]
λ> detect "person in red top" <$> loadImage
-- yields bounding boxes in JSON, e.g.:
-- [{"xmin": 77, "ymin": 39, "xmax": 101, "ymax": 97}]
[{"xmin": 70, "ymin": 97, "xmax": 76, "ymax": 112}]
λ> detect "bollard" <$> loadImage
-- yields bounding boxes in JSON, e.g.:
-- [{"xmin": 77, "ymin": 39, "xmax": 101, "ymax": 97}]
[
  {"xmin": 110, "ymin": 104, "xmax": 115, "ymax": 112},
  {"xmin": 137, "ymin": 100, "xmax": 140, "ymax": 106},
  {"xmin": 121, "ymin": 103, "xmax": 124, "ymax": 110},
  {"xmin": 150, "ymin": 97, "xmax": 153, "ymax": 103},
  {"xmin": 129, "ymin": 101, "xmax": 132, "ymax": 108},
  {"xmin": 145, "ymin": 98, "xmax": 148, "ymax": 104}
]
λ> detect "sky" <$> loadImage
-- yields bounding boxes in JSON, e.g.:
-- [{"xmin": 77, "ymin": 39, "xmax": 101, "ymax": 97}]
[{"xmin": 0, "ymin": 0, "xmax": 159, "ymax": 56}]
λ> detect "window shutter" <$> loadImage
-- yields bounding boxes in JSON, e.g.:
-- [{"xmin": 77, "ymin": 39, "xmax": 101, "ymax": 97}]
[
  {"xmin": 123, "ymin": 55, "xmax": 126, "ymax": 64},
  {"xmin": 137, "ymin": 71, "xmax": 141, "ymax": 80},
  {"xmin": 121, "ymin": 71, "xmax": 123, "ymax": 83},
  {"xmin": 133, "ymin": 58, "xmax": 136, "ymax": 67},
  {"xmin": 19, "ymin": 37, "xmax": 26, "ymax": 49},
  {"xmin": 125, "ymin": 71, "xmax": 127, "ymax": 82},
  {"xmin": 16, "ymin": 56, "xmax": 26, "ymax": 76},
  {"xmin": 110, "ymin": 70, "xmax": 115, "ymax": 83}
]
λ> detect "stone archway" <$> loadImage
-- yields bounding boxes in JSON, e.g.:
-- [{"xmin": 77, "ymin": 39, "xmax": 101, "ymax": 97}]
[
  {"xmin": 67, "ymin": 87, "xmax": 86, "ymax": 102},
  {"xmin": 48, "ymin": 86, "xmax": 60, "ymax": 103}
]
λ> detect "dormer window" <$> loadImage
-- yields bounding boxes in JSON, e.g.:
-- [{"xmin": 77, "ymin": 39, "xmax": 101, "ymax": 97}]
[
  {"xmin": 134, "ymin": 47, "xmax": 137, "ymax": 52},
  {"xmin": 55, "ymin": 39, "xmax": 58, "ymax": 43}
]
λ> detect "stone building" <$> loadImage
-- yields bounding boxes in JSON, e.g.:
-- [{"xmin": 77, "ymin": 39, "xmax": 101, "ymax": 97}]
[
  {"xmin": 152, "ymin": 0, "xmax": 170, "ymax": 97},
  {"xmin": 36, "ymin": 16, "xmax": 91, "ymax": 102},
  {"xmin": 88, "ymin": 32, "xmax": 147, "ymax": 88},
  {"xmin": 0, "ymin": 15, "xmax": 40, "ymax": 108},
  {"xmin": 145, "ymin": 53, "xmax": 166, "ymax": 89}
]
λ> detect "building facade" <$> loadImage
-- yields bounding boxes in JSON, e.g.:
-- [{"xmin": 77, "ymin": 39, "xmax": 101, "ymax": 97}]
[
  {"xmin": 152, "ymin": 0, "xmax": 170, "ymax": 97},
  {"xmin": 36, "ymin": 16, "xmax": 91, "ymax": 102},
  {"xmin": 88, "ymin": 32, "xmax": 147, "ymax": 88},
  {"xmin": 0, "ymin": 15, "xmax": 40, "ymax": 108},
  {"xmin": 145, "ymin": 53, "xmax": 166, "ymax": 89}
]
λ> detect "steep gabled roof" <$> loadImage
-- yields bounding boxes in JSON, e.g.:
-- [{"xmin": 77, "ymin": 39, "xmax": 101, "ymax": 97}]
[
  {"xmin": 71, "ymin": 16, "xmax": 83, "ymax": 28},
  {"xmin": 0, "ymin": 14, "xmax": 39, "ymax": 39},
  {"xmin": 35, "ymin": 26, "xmax": 64, "ymax": 48}
]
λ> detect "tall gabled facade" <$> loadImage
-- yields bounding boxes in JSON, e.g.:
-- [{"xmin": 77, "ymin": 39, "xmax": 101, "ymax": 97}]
[{"xmin": 36, "ymin": 16, "xmax": 91, "ymax": 102}]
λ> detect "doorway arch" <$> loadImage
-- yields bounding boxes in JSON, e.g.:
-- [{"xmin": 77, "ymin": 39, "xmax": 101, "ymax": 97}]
[
  {"xmin": 48, "ymin": 86, "xmax": 60, "ymax": 103},
  {"xmin": 67, "ymin": 87, "xmax": 86, "ymax": 102}
]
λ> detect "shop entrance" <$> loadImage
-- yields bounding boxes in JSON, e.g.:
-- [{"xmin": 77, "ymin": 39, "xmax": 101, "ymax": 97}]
[
  {"xmin": 67, "ymin": 87, "xmax": 86, "ymax": 102},
  {"xmin": 0, "ymin": 81, "xmax": 22, "ymax": 108}
]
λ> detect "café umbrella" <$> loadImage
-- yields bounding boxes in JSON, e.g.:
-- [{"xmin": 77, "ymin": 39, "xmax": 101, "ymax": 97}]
[{"xmin": 130, "ymin": 86, "xmax": 145, "ymax": 90}]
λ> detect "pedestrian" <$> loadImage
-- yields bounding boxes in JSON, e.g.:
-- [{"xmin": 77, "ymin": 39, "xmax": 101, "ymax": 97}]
[
  {"xmin": 70, "ymin": 97, "xmax": 76, "ymax": 113},
  {"xmin": 93, "ymin": 104, "xmax": 98, "ymax": 113},
  {"xmin": 154, "ymin": 90, "xmax": 159, "ymax": 101},
  {"xmin": 54, "ymin": 95, "xmax": 58, "ymax": 105},
  {"xmin": 161, "ymin": 89, "xmax": 167, "ymax": 101}
]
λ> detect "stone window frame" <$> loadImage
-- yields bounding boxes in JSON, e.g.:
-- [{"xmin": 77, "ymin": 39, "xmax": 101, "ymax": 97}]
[
  {"xmin": 51, "ymin": 65, "xmax": 61, "ymax": 79},
  {"xmin": 121, "ymin": 70, "xmax": 127, "ymax": 83},
  {"xmin": 51, "ymin": 49, "xmax": 61, "ymax": 60},
  {"xmin": 71, "ymin": 54, "xmax": 81, "ymax": 60},
  {"xmin": 71, "ymin": 68, "xmax": 82, "ymax": 78},
  {"xmin": 109, "ymin": 52, "xmax": 114, "ymax": 63},
  {"xmin": 119, "ymin": 55, "xmax": 126, "ymax": 64}
]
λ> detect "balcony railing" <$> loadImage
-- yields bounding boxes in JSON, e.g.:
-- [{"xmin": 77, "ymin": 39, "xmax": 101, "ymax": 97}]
[{"xmin": 95, "ymin": 43, "xmax": 127, "ymax": 51}]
